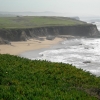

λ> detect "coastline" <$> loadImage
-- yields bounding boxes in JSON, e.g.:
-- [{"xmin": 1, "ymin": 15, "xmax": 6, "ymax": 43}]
[{"xmin": 0, "ymin": 37, "xmax": 63, "ymax": 55}]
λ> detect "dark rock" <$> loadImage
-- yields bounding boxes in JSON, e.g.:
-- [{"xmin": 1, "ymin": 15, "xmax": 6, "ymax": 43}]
[
  {"xmin": 46, "ymin": 35, "xmax": 55, "ymax": 40},
  {"xmin": 0, "ymin": 24, "xmax": 99, "ymax": 41},
  {"xmin": 0, "ymin": 37, "xmax": 11, "ymax": 45},
  {"xmin": 20, "ymin": 31, "xmax": 28, "ymax": 41},
  {"xmin": 84, "ymin": 47, "xmax": 89, "ymax": 49},
  {"xmin": 83, "ymin": 61, "xmax": 91, "ymax": 63},
  {"xmin": 4, "ymin": 40, "xmax": 11, "ymax": 45},
  {"xmin": 79, "ymin": 43, "xmax": 82, "ymax": 45},
  {"xmin": 36, "ymin": 37, "xmax": 45, "ymax": 41},
  {"xmin": 0, "ymin": 37, "xmax": 5, "ymax": 44}
]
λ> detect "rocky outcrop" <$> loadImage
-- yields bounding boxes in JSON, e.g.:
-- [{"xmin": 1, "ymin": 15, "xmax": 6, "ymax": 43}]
[
  {"xmin": 0, "ymin": 37, "xmax": 5, "ymax": 44},
  {"xmin": 0, "ymin": 37, "xmax": 11, "ymax": 44},
  {"xmin": 0, "ymin": 24, "xmax": 99, "ymax": 42}
]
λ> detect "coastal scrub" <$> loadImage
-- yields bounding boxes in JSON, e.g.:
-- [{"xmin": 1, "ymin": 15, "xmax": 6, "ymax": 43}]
[{"xmin": 0, "ymin": 54, "xmax": 100, "ymax": 100}]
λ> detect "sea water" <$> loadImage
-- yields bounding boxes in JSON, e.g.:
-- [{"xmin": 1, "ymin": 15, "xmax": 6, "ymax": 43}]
[
  {"xmin": 20, "ymin": 18, "xmax": 100, "ymax": 76},
  {"xmin": 30, "ymin": 38, "xmax": 100, "ymax": 76}
]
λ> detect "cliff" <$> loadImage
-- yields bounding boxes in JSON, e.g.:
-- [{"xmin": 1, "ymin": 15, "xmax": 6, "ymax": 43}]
[{"xmin": 0, "ymin": 24, "xmax": 99, "ymax": 42}]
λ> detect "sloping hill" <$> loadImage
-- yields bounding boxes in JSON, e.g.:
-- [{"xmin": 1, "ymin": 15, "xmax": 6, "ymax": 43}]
[
  {"xmin": 0, "ymin": 16, "xmax": 99, "ymax": 43},
  {"xmin": 0, "ymin": 54, "xmax": 100, "ymax": 100},
  {"xmin": 0, "ymin": 16, "xmax": 86, "ymax": 29}
]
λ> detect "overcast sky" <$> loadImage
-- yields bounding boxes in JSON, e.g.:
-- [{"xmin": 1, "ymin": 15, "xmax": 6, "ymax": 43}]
[{"xmin": 0, "ymin": 0, "xmax": 100, "ymax": 16}]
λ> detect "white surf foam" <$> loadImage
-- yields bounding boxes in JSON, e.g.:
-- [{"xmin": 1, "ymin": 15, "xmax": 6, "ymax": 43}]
[{"xmin": 33, "ymin": 38, "xmax": 100, "ymax": 76}]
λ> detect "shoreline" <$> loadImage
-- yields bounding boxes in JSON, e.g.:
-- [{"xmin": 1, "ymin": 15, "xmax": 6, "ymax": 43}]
[{"xmin": 0, "ymin": 37, "xmax": 63, "ymax": 55}]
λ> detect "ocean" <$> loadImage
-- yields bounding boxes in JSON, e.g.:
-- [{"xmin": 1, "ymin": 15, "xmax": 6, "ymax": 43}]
[{"xmin": 20, "ymin": 17, "xmax": 100, "ymax": 76}]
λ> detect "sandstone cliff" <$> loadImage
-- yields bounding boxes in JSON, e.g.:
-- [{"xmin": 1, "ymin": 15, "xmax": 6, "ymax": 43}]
[{"xmin": 0, "ymin": 24, "xmax": 99, "ymax": 42}]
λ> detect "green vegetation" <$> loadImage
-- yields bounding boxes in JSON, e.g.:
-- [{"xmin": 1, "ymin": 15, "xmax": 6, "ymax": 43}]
[
  {"xmin": 0, "ymin": 54, "xmax": 100, "ymax": 100},
  {"xmin": 0, "ymin": 16, "xmax": 86, "ymax": 29}
]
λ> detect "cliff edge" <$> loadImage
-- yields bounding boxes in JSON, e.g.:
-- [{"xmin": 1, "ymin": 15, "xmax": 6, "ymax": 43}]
[{"xmin": 0, "ymin": 24, "xmax": 99, "ymax": 42}]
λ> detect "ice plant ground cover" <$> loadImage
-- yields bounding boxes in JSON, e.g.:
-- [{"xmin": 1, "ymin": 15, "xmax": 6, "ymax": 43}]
[{"xmin": 0, "ymin": 54, "xmax": 100, "ymax": 100}]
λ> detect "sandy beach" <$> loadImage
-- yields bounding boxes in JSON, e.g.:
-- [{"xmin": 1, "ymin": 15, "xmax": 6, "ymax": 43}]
[{"xmin": 0, "ymin": 37, "xmax": 63, "ymax": 55}]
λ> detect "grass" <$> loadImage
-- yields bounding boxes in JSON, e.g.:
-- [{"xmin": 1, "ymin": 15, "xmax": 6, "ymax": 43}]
[
  {"xmin": 0, "ymin": 54, "xmax": 100, "ymax": 100},
  {"xmin": 0, "ymin": 16, "xmax": 87, "ymax": 29}
]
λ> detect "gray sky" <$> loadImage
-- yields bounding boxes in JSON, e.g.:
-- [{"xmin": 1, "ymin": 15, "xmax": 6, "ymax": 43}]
[{"xmin": 0, "ymin": 0, "xmax": 100, "ymax": 16}]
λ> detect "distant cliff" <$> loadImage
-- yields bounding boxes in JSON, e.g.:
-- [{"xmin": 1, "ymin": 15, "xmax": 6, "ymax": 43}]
[{"xmin": 0, "ymin": 24, "xmax": 99, "ymax": 42}]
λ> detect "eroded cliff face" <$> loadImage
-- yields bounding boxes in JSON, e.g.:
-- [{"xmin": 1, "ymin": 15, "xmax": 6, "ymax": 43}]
[{"xmin": 0, "ymin": 24, "xmax": 99, "ymax": 41}]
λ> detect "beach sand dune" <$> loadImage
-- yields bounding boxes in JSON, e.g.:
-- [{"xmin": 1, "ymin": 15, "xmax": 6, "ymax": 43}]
[{"xmin": 0, "ymin": 37, "xmax": 62, "ymax": 55}]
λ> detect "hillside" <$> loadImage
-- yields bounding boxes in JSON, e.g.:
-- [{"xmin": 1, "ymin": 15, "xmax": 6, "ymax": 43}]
[
  {"xmin": 0, "ymin": 54, "xmax": 100, "ymax": 100},
  {"xmin": 0, "ymin": 16, "xmax": 86, "ymax": 29},
  {"xmin": 0, "ymin": 16, "xmax": 99, "ymax": 42}
]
